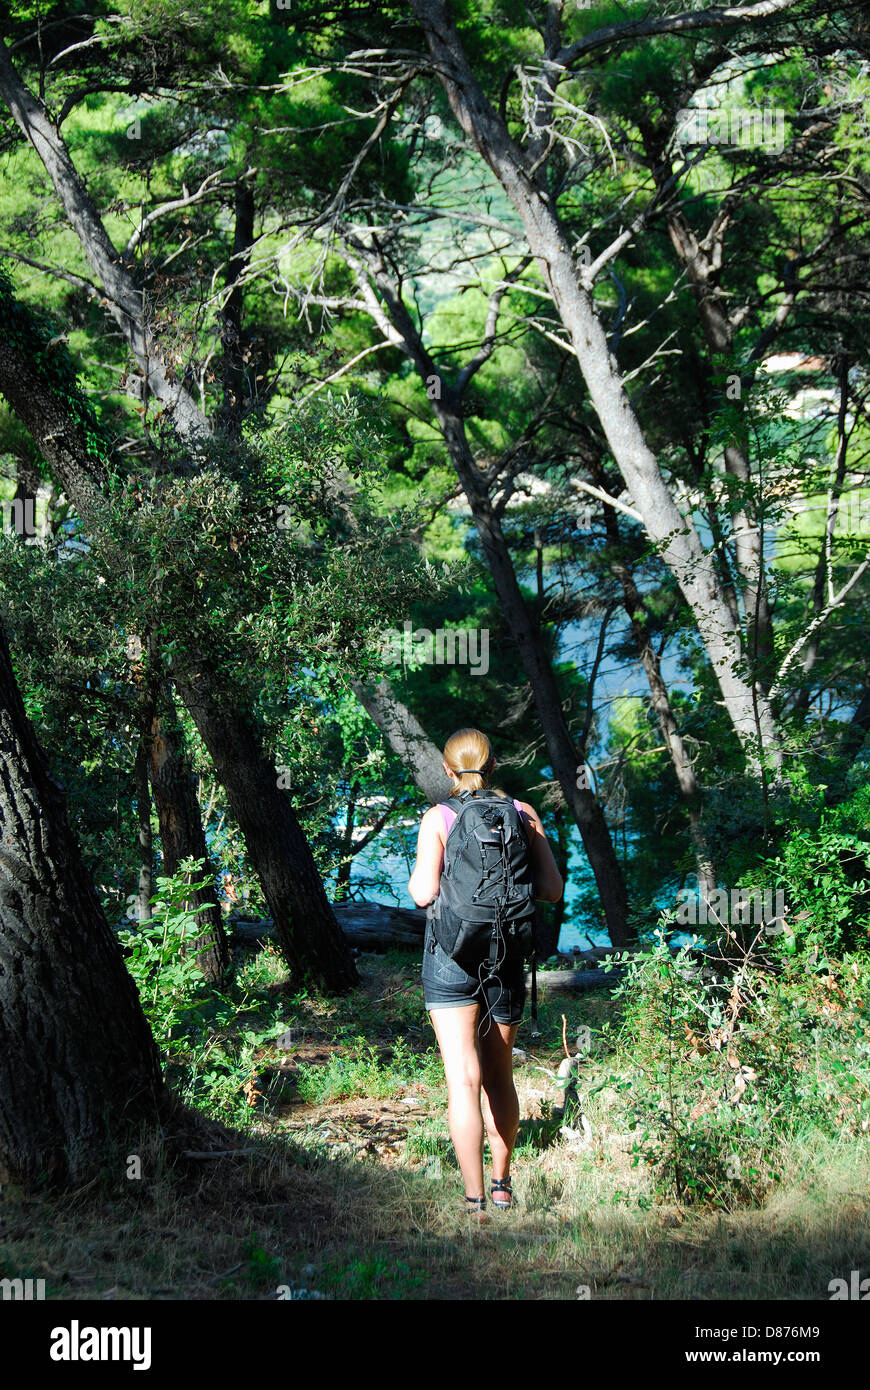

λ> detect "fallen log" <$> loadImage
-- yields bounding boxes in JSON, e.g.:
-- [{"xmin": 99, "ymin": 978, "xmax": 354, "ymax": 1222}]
[
  {"xmin": 334, "ymin": 901, "xmax": 426, "ymax": 948},
  {"xmin": 551, "ymin": 946, "xmax": 629, "ymax": 967},
  {"xmin": 231, "ymin": 905, "xmax": 689, "ymax": 984},
  {"xmin": 535, "ymin": 942, "xmax": 719, "ymax": 992},
  {"xmin": 534, "ymin": 967, "xmax": 627, "ymax": 994},
  {"xmin": 232, "ymin": 906, "xmax": 612, "ymax": 960},
  {"xmin": 231, "ymin": 901, "xmax": 426, "ymax": 951}
]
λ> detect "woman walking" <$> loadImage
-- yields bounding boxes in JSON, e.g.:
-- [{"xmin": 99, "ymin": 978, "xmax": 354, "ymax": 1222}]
[{"xmin": 408, "ymin": 729, "xmax": 563, "ymax": 1217}]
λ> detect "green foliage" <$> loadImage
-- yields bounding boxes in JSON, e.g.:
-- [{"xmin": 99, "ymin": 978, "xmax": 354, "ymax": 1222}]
[
  {"xmin": 240, "ymin": 1235, "xmax": 283, "ymax": 1290},
  {"xmin": 317, "ymin": 1256, "xmax": 426, "ymax": 1299},
  {"xmin": 117, "ymin": 858, "xmax": 213, "ymax": 1033},
  {"xmin": 605, "ymin": 931, "xmax": 870, "ymax": 1209},
  {"xmin": 294, "ymin": 1035, "xmax": 441, "ymax": 1105},
  {"xmin": 761, "ymin": 786, "xmax": 870, "ymax": 955},
  {"xmin": 118, "ymin": 859, "xmax": 294, "ymax": 1123},
  {"xmin": 403, "ymin": 1115, "xmax": 455, "ymax": 1167},
  {"xmin": 3, "ymin": 0, "xmax": 870, "ymax": 974}
]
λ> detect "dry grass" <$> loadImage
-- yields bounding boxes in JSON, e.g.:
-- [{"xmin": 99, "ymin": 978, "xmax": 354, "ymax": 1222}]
[{"xmin": 2, "ymin": 948, "xmax": 869, "ymax": 1300}]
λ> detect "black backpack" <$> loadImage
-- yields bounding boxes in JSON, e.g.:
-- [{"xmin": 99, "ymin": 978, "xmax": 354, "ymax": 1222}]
[{"xmin": 430, "ymin": 789, "xmax": 538, "ymax": 990}]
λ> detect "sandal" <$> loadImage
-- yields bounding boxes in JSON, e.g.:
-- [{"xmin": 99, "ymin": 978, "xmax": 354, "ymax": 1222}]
[
  {"xmin": 490, "ymin": 1177, "xmax": 513, "ymax": 1210},
  {"xmin": 465, "ymin": 1195, "xmax": 487, "ymax": 1216}
]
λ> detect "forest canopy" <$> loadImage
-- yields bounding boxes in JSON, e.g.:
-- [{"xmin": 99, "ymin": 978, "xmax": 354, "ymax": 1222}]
[{"xmin": 0, "ymin": 0, "xmax": 869, "ymax": 1236}]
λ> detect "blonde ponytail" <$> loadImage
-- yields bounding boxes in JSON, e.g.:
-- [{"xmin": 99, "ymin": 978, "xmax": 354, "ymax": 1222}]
[{"xmin": 443, "ymin": 728, "xmax": 495, "ymax": 794}]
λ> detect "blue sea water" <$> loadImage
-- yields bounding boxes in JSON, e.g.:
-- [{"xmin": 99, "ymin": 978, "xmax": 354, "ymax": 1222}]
[
  {"xmin": 341, "ymin": 817, "xmax": 617, "ymax": 952},
  {"xmin": 337, "ymin": 609, "xmax": 686, "ymax": 951}
]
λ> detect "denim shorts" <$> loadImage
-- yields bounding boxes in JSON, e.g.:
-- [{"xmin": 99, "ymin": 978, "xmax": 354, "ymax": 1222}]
[{"xmin": 421, "ymin": 921, "xmax": 526, "ymax": 1025}]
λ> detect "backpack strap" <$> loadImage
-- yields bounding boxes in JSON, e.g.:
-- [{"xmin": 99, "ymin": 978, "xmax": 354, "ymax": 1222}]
[
  {"xmin": 513, "ymin": 799, "xmax": 531, "ymax": 850},
  {"xmin": 511, "ymin": 804, "xmax": 537, "ymax": 1028},
  {"xmin": 530, "ymin": 952, "xmax": 539, "ymax": 1037}
]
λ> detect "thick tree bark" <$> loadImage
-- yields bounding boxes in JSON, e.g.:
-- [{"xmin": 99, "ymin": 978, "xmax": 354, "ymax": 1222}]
[
  {"xmin": 141, "ymin": 662, "xmax": 230, "ymax": 982},
  {"xmin": 351, "ymin": 677, "xmax": 453, "ymax": 804},
  {"xmin": 408, "ymin": 0, "xmax": 782, "ymax": 775},
  {"xmin": 0, "ymin": 618, "xmax": 166, "ymax": 1188}
]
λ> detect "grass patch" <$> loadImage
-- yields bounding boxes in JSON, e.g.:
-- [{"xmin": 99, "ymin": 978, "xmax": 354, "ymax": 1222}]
[
  {"xmin": 294, "ymin": 1036, "xmax": 439, "ymax": 1105},
  {"xmin": 4, "ymin": 939, "xmax": 869, "ymax": 1300}
]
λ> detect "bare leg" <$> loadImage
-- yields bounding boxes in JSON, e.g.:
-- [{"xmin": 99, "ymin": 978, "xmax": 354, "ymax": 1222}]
[
  {"xmin": 428, "ymin": 1004, "xmax": 484, "ymax": 1203},
  {"xmin": 479, "ymin": 1019, "xmax": 519, "ymax": 1203}
]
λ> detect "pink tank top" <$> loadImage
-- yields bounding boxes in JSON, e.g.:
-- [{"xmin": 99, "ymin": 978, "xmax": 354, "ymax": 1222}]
[{"xmin": 437, "ymin": 798, "xmax": 526, "ymax": 837}]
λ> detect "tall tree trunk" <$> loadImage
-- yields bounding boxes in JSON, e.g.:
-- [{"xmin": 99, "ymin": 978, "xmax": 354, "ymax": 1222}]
[
  {"xmin": 334, "ymin": 783, "xmax": 358, "ymax": 902},
  {"xmin": 11, "ymin": 455, "xmax": 41, "ymax": 540},
  {"xmin": 132, "ymin": 737, "xmax": 154, "ymax": 925},
  {"xmin": 821, "ymin": 681, "xmax": 870, "ymax": 808},
  {"xmin": 434, "ymin": 402, "xmax": 631, "ymax": 945},
  {"xmin": 792, "ymin": 357, "xmax": 851, "ymax": 716},
  {"xmin": 547, "ymin": 801, "xmax": 571, "ymax": 952},
  {"xmin": 172, "ymin": 650, "xmax": 359, "ymax": 992},
  {"xmin": 0, "ymin": 618, "xmax": 166, "ymax": 1188},
  {"xmin": 220, "ymin": 180, "xmax": 256, "ymax": 436},
  {"xmin": 351, "ymin": 677, "xmax": 453, "ymax": 803},
  {"xmin": 408, "ymin": 0, "xmax": 782, "ymax": 776},
  {"xmin": 0, "ymin": 39, "xmax": 209, "ymax": 444},
  {"xmin": 594, "ymin": 465, "xmax": 717, "ymax": 896},
  {"xmin": 840, "ymin": 683, "xmax": 870, "ymax": 766},
  {"xmin": 141, "ymin": 659, "xmax": 230, "ymax": 982},
  {"xmin": 658, "ymin": 190, "xmax": 775, "ymax": 690}
]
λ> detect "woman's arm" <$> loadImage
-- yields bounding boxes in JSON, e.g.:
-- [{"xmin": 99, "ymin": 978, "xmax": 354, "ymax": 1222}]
[
  {"xmin": 408, "ymin": 805, "xmax": 447, "ymax": 907},
  {"xmin": 519, "ymin": 802, "xmax": 564, "ymax": 902}
]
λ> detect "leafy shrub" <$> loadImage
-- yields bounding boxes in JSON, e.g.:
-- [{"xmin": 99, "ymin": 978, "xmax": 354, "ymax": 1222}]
[
  {"xmin": 117, "ymin": 859, "xmax": 214, "ymax": 1047},
  {"xmin": 118, "ymin": 858, "xmax": 293, "ymax": 1124},
  {"xmin": 601, "ymin": 930, "xmax": 870, "ymax": 1209},
  {"xmin": 762, "ymin": 786, "xmax": 870, "ymax": 955}
]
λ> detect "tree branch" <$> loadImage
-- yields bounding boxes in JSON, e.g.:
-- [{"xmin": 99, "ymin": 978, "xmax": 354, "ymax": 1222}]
[{"xmin": 556, "ymin": 0, "xmax": 808, "ymax": 70}]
